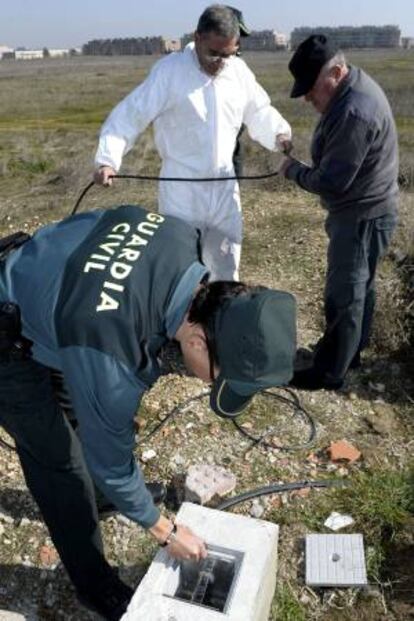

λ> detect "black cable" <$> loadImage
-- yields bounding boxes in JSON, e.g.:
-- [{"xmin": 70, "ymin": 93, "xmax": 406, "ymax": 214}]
[
  {"xmin": 71, "ymin": 169, "xmax": 280, "ymax": 216},
  {"xmin": 138, "ymin": 386, "xmax": 316, "ymax": 452},
  {"xmin": 215, "ymin": 478, "xmax": 346, "ymax": 511},
  {"xmin": 0, "ymin": 384, "xmax": 316, "ymax": 456},
  {"xmin": 0, "ymin": 436, "xmax": 16, "ymax": 452},
  {"xmin": 71, "ymin": 181, "xmax": 95, "ymax": 215},
  {"xmin": 138, "ymin": 391, "xmax": 209, "ymax": 444},
  {"xmin": 231, "ymin": 387, "xmax": 317, "ymax": 451}
]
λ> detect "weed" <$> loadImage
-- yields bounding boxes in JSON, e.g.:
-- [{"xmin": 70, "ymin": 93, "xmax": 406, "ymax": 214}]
[
  {"xmin": 333, "ymin": 469, "xmax": 414, "ymax": 541},
  {"xmin": 7, "ymin": 156, "xmax": 54, "ymax": 176},
  {"xmin": 272, "ymin": 582, "xmax": 306, "ymax": 621}
]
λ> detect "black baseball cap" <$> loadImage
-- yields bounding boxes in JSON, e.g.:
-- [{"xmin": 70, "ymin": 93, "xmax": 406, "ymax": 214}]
[
  {"xmin": 227, "ymin": 6, "xmax": 250, "ymax": 37},
  {"xmin": 289, "ymin": 34, "xmax": 338, "ymax": 98},
  {"xmin": 210, "ymin": 289, "xmax": 296, "ymax": 419}
]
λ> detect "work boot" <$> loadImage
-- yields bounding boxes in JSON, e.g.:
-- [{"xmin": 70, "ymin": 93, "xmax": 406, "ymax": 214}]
[
  {"xmin": 349, "ymin": 352, "xmax": 361, "ymax": 369},
  {"xmin": 97, "ymin": 481, "xmax": 167, "ymax": 519},
  {"xmin": 293, "ymin": 347, "xmax": 314, "ymax": 371},
  {"xmin": 77, "ymin": 574, "xmax": 134, "ymax": 621},
  {"xmin": 289, "ymin": 367, "xmax": 343, "ymax": 391}
]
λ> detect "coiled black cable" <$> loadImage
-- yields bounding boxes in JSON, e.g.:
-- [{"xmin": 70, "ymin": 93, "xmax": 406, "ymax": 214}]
[
  {"xmin": 231, "ymin": 387, "xmax": 316, "ymax": 451},
  {"xmin": 138, "ymin": 386, "xmax": 316, "ymax": 452}
]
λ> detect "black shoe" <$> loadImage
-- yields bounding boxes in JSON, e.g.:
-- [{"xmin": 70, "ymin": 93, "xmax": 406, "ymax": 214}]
[
  {"xmin": 294, "ymin": 347, "xmax": 314, "ymax": 371},
  {"xmin": 349, "ymin": 352, "xmax": 361, "ymax": 369},
  {"xmin": 146, "ymin": 481, "xmax": 167, "ymax": 505},
  {"xmin": 97, "ymin": 482, "xmax": 167, "ymax": 519},
  {"xmin": 78, "ymin": 577, "xmax": 134, "ymax": 621},
  {"xmin": 289, "ymin": 368, "xmax": 344, "ymax": 391}
]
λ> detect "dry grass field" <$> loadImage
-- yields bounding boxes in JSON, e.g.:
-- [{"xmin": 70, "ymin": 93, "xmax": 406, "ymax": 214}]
[{"xmin": 0, "ymin": 49, "xmax": 413, "ymax": 620}]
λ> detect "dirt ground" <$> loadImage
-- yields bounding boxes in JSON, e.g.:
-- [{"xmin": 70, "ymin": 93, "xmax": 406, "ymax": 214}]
[{"xmin": 0, "ymin": 52, "xmax": 413, "ymax": 620}]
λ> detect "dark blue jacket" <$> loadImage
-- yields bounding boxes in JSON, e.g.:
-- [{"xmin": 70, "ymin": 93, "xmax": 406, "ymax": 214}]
[
  {"xmin": 0, "ymin": 205, "xmax": 207, "ymax": 527},
  {"xmin": 286, "ymin": 66, "xmax": 399, "ymax": 217}
]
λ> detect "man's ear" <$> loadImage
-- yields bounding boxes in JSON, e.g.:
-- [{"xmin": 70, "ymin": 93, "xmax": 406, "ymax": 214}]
[
  {"xmin": 332, "ymin": 64, "xmax": 343, "ymax": 83},
  {"xmin": 187, "ymin": 325, "xmax": 208, "ymax": 352}
]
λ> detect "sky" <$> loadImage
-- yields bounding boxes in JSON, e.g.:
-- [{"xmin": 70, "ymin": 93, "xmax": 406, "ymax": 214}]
[{"xmin": 1, "ymin": 0, "xmax": 413, "ymax": 49}]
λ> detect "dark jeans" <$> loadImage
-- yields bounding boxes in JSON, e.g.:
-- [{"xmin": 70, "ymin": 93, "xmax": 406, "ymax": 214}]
[
  {"xmin": 0, "ymin": 355, "xmax": 116, "ymax": 596},
  {"xmin": 313, "ymin": 210, "xmax": 398, "ymax": 382}
]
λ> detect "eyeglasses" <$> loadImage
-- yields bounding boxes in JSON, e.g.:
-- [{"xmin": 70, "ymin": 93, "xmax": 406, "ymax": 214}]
[{"xmin": 204, "ymin": 47, "xmax": 239, "ymax": 63}]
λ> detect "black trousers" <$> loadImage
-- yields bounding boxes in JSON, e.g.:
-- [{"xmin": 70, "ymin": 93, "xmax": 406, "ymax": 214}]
[
  {"xmin": 0, "ymin": 355, "xmax": 116, "ymax": 597},
  {"xmin": 313, "ymin": 209, "xmax": 398, "ymax": 382}
]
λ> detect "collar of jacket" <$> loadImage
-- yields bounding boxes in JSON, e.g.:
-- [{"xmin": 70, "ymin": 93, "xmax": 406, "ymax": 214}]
[
  {"xmin": 322, "ymin": 64, "xmax": 357, "ymax": 118},
  {"xmin": 165, "ymin": 261, "xmax": 208, "ymax": 339}
]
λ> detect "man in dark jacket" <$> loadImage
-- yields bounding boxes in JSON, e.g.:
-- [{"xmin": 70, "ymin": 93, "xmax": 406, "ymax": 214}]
[
  {"xmin": 280, "ymin": 34, "xmax": 398, "ymax": 390},
  {"xmin": 0, "ymin": 205, "xmax": 296, "ymax": 620}
]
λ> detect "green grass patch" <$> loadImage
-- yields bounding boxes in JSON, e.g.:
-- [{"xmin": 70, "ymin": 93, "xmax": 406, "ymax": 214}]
[
  {"xmin": 0, "ymin": 113, "xmax": 104, "ymax": 130},
  {"xmin": 328, "ymin": 468, "xmax": 414, "ymax": 541},
  {"xmin": 272, "ymin": 582, "xmax": 306, "ymax": 621},
  {"xmin": 294, "ymin": 468, "xmax": 412, "ymax": 541},
  {"xmin": 269, "ymin": 467, "xmax": 414, "ymax": 581},
  {"xmin": 7, "ymin": 156, "xmax": 54, "ymax": 175}
]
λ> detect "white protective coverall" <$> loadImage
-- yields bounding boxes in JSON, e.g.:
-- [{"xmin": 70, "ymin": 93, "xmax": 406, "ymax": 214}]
[{"xmin": 95, "ymin": 43, "xmax": 291, "ymax": 280}]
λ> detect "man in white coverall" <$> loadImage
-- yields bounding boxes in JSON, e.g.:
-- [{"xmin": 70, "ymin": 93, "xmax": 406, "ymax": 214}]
[{"xmin": 94, "ymin": 4, "xmax": 292, "ymax": 280}]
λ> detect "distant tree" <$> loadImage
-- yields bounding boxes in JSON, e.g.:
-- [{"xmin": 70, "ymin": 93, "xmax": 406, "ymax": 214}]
[{"xmin": 43, "ymin": 47, "xmax": 50, "ymax": 58}]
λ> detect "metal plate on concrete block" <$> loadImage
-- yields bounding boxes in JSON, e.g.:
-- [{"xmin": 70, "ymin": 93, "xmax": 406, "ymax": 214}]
[
  {"xmin": 167, "ymin": 545, "xmax": 244, "ymax": 613},
  {"xmin": 306, "ymin": 534, "xmax": 367, "ymax": 587}
]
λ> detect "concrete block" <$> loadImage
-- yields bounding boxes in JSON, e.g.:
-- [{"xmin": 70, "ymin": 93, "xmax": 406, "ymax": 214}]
[
  {"xmin": 121, "ymin": 502, "xmax": 279, "ymax": 621},
  {"xmin": 184, "ymin": 465, "xmax": 236, "ymax": 504},
  {"xmin": 306, "ymin": 534, "xmax": 367, "ymax": 587},
  {"xmin": 0, "ymin": 612, "xmax": 27, "ymax": 620}
]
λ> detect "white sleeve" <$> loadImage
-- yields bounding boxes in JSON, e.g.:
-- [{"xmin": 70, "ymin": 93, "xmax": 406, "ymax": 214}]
[
  {"xmin": 241, "ymin": 64, "xmax": 291, "ymax": 152},
  {"xmin": 94, "ymin": 59, "xmax": 171, "ymax": 171}
]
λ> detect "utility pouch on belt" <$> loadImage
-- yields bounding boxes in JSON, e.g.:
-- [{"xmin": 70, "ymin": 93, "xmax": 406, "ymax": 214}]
[
  {"xmin": 0, "ymin": 303, "xmax": 32, "ymax": 359},
  {"xmin": 0, "ymin": 231, "xmax": 32, "ymax": 359},
  {"xmin": 0, "ymin": 302, "xmax": 22, "ymax": 353},
  {"xmin": 0, "ymin": 231, "xmax": 31, "ymax": 260}
]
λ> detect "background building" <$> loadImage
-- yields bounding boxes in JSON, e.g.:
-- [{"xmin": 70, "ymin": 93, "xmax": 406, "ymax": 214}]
[
  {"xmin": 6, "ymin": 49, "xmax": 44, "ymax": 60},
  {"xmin": 164, "ymin": 38, "xmax": 181, "ymax": 53},
  {"xmin": 180, "ymin": 30, "xmax": 288, "ymax": 52},
  {"xmin": 83, "ymin": 36, "xmax": 179, "ymax": 56},
  {"xmin": 401, "ymin": 36, "xmax": 414, "ymax": 49},
  {"xmin": 291, "ymin": 25, "xmax": 401, "ymax": 49},
  {"xmin": 241, "ymin": 30, "xmax": 288, "ymax": 51},
  {"xmin": 0, "ymin": 45, "xmax": 14, "ymax": 59},
  {"xmin": 180, "ymin": 33, "xmax": 193, "ymax": 48},
  {"xmin": 48, "ymin": 48, "xmax": 70, "ymax": 58}
]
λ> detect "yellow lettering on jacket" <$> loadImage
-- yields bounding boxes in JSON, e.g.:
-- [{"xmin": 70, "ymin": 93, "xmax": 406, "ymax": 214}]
[{"xmin": 81, "ymin": 214, "xmax": 165, "ymax": 312}]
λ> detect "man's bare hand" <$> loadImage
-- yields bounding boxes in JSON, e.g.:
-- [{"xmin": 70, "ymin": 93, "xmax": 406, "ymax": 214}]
[
  {"xmin": 94, "ymin": 165, "xmax": 116, "ymax": 186},
  {"xmin": 276, "ymin": 134, "xmax": 293, "ymax": 155},
  {"xmin": 166, "ymin": 523, "xmax": 208, "ymax": 562},
  {"xmin": 149, "ymin": 516, "xmax": 208, "ymax": 562},
  {"xmin": 279, "ymin": 156, "xmax": 295, "ymax": 177}
]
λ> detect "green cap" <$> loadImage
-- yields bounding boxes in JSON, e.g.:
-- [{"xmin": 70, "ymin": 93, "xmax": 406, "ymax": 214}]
[
  {"xmin": 210, "ymin": 289, "xmax": 296, "ymax": 418},
  {"xmin": 227, "ymin": 6, "xmax": 251, "ymax": 37}
]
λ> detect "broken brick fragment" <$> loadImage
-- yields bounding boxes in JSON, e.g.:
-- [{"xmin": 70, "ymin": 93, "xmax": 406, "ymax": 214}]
[
  {"xmin": 328, "ymin": 440, "xmax": 361, "ymax": 463},
  {"xmin": 185, "ymin": 464, "xmax": 236, "ymax": 504}
]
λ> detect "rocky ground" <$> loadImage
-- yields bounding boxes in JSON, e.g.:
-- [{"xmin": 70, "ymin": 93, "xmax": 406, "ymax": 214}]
[
  {"xmin": 0, "ymin": 50, "xmax": 413, "ymax": 621},
  {"xmin": 0, "ymin": 184, "xmax": 413, "ymax": 621}
]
